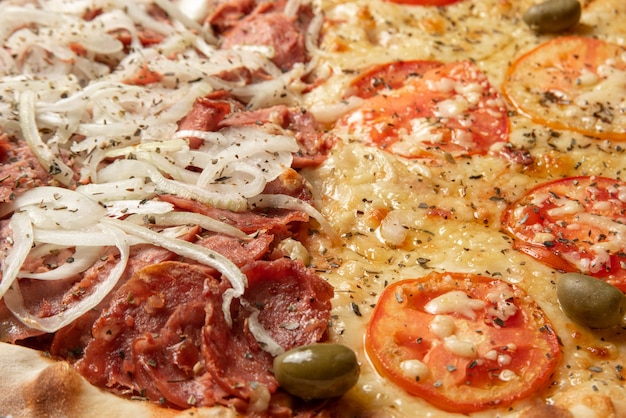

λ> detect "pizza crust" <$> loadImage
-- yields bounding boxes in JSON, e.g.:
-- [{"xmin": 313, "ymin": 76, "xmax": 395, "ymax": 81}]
[{"xmin": 0, "ymin": 342, "xmax": 236, "ymax": 418}]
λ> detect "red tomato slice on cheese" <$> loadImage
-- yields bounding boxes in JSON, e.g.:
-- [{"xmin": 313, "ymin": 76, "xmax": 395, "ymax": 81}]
[
  {"xmin": 503, "ymin": 36, "xmax": 626, "ymax": 140},
  {"xmin": 345, "ymin": 60, "xmax": 444, "ymax": 99},
  {"xmin": 502, "ymin": 176, "xmax": 626, "ymax": 291},
  {"xmin": 365, "ymin": 273, "xmax": 560, "ymax": 413},
  {"xmin": 385, "ymin": 0, "xmax": 463, "ymax": 6},
  {"xmin": 337, "ymin": 61, "xmax": 509, "ymax": 159}
]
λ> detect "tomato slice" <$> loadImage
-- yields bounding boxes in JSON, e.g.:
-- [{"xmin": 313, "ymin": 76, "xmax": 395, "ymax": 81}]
[
  {"xmin": 365, "ymin": 273, "xmax": 560, "ymax": 413},
  {"xmin": 502, "ymin": 176, "xmax": 626, "ymax": 291},
  {"xmin": 335, "ymin": 61, "xmax": 509, "ymax": 159},
  {"xmin": 384, "ymin": 0, "xmax": 463, "ymax": 6},
  {"xmin": 345, "ymin": 60, "xmax": 444, "ymax": 99},
  {"xmin": 503, "ymin": 36, "xmax": 626, "ymax": 140}
]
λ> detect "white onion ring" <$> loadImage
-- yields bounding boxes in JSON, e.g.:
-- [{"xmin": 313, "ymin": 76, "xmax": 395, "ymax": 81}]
[
  {"xmin": 76, "ymin": 178, "xmax": 155, "ymax": 202},
  {"xmin": 3, "ymin": 223, "xmax": 131, "ymax": 332},
  {"xmin": 0, "ymin": 212, "xmax": 33, "ymax": 299},
  {"xmin": 246, "ymin": 309, "xmax": 284, "ymax": 356},
  {"xmin": 18, "ymin": 90, "xmax": 74, "ymax": 187},
  {"xmin": 125, "ymin": 211, "xmax": 249, "ymax": 240},
  {"xmin": 17, "ymin": 246, "xmax": 103, "ymax": 280},
  {"xmin": 103, "ymin": 199, "xmax": 174, "ymax": 219},
  {"xmin": 11, "ymin": 186, "xmax": 106, "ymax": 230}
]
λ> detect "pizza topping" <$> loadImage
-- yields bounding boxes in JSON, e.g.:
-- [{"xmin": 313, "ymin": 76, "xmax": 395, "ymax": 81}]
[
  {"xmin": 502, "ymin": 176, "xmax": 626, "ymax": 291},
  {"xmin": 75, "ymin": 258, "xmax": 332, "ymax": 411},
  {"xmin": 503, "ymin": 37, "xmax": 626, "ymax": 140},
  {"xmin": 273, "ymin": 343, "xmax": 360, "ymax": 400},
  {"xmin": 336, "ymin": 61, "xmax": 509, "ymax": 160},
  {"xmin": 442, "ymin": 335, "xmax": 478, "ymax": 359},
  {"xmin": 522, "ymin": 0, "xmax": 581, "ymax": 33},
  {"xmin": 0, "ymin": 184, "xmax": 254, "ymax": 332},
  {"xmin": 217, "ymin": 0, "xmax": 316, "ymax": 72},
  {"xmin": 344, "ymin": 60, "xmax": 444, "ymax": 100},
  {"xmin": 383, "ymin": 0, "xmax": 463, "ymax": 6},
  {"xmin": 400, "ymin": 359, "xmax": 431, "ymax": 381},
  {"xmin": 429, "ymin": 314, "xmax": 456, "ymax": 339},
  {"xmin": 424, "ymin": 290, "xmax": 487, "ymax": 320},
  {"xmin": 0, "ymin": 136, "xmax": 51, "ymax": 203},
  {"xmin": 365, "ymin": 272, "xmax": 561, "ymax": 413},
  {"xmin": 556, "ymin": 272, "xmax": 626, "ymax": 329},
  {"xmin": 0, "ymin": 17, "xmax": 333, "ymax": 405},
  {"xmin": 0, "ymin": 0, "xmax": 337, "ymax": 344}
]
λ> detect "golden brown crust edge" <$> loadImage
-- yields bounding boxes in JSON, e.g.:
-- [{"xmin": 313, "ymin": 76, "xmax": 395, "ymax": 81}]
[{"xmin": 0, "ymin": 342, "xmax": 237, "ymax": 418}]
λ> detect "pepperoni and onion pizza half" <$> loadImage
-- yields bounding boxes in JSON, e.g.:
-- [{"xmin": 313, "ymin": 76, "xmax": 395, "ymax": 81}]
[{"xmin": 2, "ymin": 0, "xmax": 626, "ymax": 417}]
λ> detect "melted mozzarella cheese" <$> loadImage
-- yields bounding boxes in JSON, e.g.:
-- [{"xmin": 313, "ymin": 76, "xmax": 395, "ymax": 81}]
[
  {"xmin": 302, "ymin": 0, "xmax": 626, "ymax": 416},
  {"xmin": 429, "ymin": 314, "xmax": 456, "ymax": 339},
  {"xmin": 443, "ymin": 335, "xmax": 478, "ymax": 359},
  {"xmin": 400, "ymin": 359, "xmax": 431, "ymax": 381},
  {"xmin": 424, "ymin": 290, "xmax": 487, "ymax": 320}
]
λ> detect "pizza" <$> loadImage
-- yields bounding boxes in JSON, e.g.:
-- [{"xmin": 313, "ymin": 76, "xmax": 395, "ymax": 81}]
[{"xmin": 2, "ymin": 0, "xmax": 626, "ymax": 416}]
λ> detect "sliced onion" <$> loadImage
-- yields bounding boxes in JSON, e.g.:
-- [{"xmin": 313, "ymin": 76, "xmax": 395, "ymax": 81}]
[
  {"xmin": 248, "ymin": 194, "xmax": 340, "ymax": 244},
  {"xmin": 93, "ymin": 159, "xmax": 152, "ymax": 184},
  {"xmin": 284, "ymin": 0, "xmax": 302, "ymax": 17},
  {"xmin": 94, "ymin": 159, "xmax": 248, "ymax": 212},
  {"xmin": 17, "ymin": 246, "xmax": 103, "ymax": 280},
  {"xmin": 4, "ymin": 223, "xmax": 131, "ymax": 333},
  {"xmin": 174, "ymin": 0, "xmax": 210, "ymax": 22},
  {"xmin": 76, "ymin": 178, "xmax": 155, "ymax": 202},
  {"xmin": 151, "ymin": 172, "xmax": 248, "ymax": 212},
  {"xmin": 246, "ymin": 308, "xmax": 284, "ymax": 356},
  {"xmin": 141, "ymin": 151, "xmax": 200, "ymax": 184},
  {"xmin": 143, "ymin": 81, "xmax": 212, "ymax": 123},
  {"xmin": 94, "ymin": 8, "xmax": 140, "ymax": 49},
  {"xmin": 174, "ymin": 129, "xmax": 228, "ymax": 144},
  {"xmin": 12, "ymin": 186, "xmax": 106, "ymax": 230},
  {"xmin": 158, "ymin": 225, "xmax": 195, "ymax": 239},
  {"xmin": 76, "ymin": 122, "xmax": 139, "ymax": 138},
  {"xmin": 32, "ymin": 227, "xmax": 143, "ymax": 247},
  {"xmin": 0, "ymin": 212, "xmax": 33, "ymax": 299},
  {"xmin": 304, "ymin": 6, "xmax": 323, "ymax": 57},
  {"xmin": 103, "ymin": 199, "xmax": 174, "ymax": 219},
  {"xmin": 101, "ymin": 217, "xmax": 247, "ymax": 327},
  {"xmin": 153, "ymin": 0, "xmax": 216, "ymax": 44},
  {"xmin": 104, "ymin": 138, "xmax": 189, "ymax": 159},
  {"xmin": 125, "ymin": 211, "xmax": 249, "ymax": 240},
  {"xmin": 198, "ymin": 164, "xmax": 266, "ymax": 199},
  {"xmin": 19, "ymin": 90, "xmax": 75, "ymax": 187},
  {"xmin": 229, "ymin": 64, "xmax": 307, "ymax": 110},
  {"xmin": 195, "ymin": 128, "xmax": 297, "ymax": 188}
]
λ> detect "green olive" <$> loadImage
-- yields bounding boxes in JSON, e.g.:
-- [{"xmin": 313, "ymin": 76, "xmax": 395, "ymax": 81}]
[
  {"xmin": 273, "ymin": 343, "xmax": 360, "ymax": 400},
  {"xmin": 522, "ymin": 0, "xmax": 581, "ymax": 33},
  {"xmin": 556, "ymin": 273, "xmax": 626, "ymax": 329}
]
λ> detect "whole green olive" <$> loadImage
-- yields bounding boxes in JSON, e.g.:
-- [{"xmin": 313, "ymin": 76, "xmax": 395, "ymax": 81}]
[
  {"xmin": 556, "ymin": 273, "xmax": 626, "ymax": 329},
  {"xmin": 273, "ymin": 343, "xmax": 360, "ymax": 400},
  {"xmin": 522, "ymin": 0, "xmax": 581, "ymax": 33}
]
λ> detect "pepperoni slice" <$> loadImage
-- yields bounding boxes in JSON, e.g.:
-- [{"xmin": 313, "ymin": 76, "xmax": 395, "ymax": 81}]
[
  {"xmin": 502, "ymin": 176, "xmax": 626, "ymax": 291},
  {"xmin": 75, "ymin": 259, "xmax": 333, "ymax": 410},
  {"xmin": 336, "ymin": 61, "xmax": 509, "ymax": 159},
  {"xmin": 365, "ymin": 272, "xmax": 560, "ymax": 413},
  {"xmin": 503, "ymin": 36, "xmax": 626, "ymax": 140}
]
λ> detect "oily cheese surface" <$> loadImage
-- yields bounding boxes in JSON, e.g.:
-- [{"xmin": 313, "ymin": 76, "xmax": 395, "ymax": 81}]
[{"xmin": 300, "ymin": 0, "xmax": 626, "ymax": 417}]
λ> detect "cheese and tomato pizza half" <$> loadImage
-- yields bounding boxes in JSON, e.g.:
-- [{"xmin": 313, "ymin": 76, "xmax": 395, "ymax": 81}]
[{"xmin": 1, "ymin": 0, "xmax": 626, "ymax": 417}]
